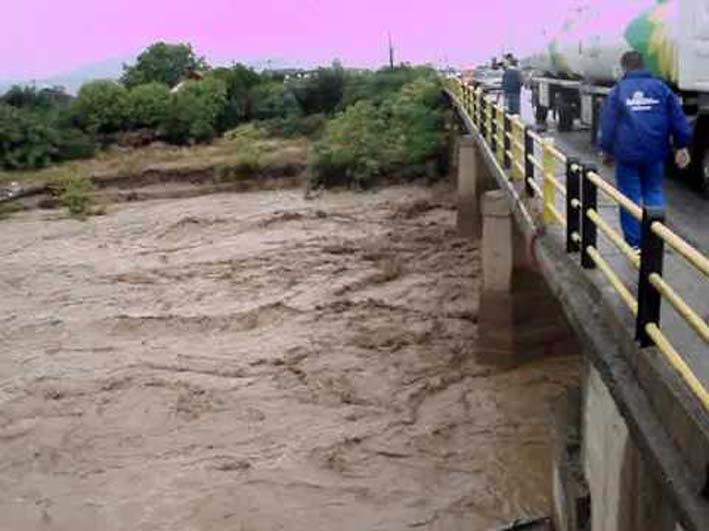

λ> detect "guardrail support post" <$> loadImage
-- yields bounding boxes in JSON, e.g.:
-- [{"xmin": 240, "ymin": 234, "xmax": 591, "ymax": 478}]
[
  {"xmin": 566, "ymin": 158, "xmax": 581, "ymax": 254},
  {"xmin": 491, "ymin": 100, "xmax": 497, "ymax": 154},
  {"xmin": 636, "ymin": 207, "xmax": 665, "ymax": 347},
  {"xmin": 581, "ymin": 165, "xmax": 598, "ymax": 269},
  {"xmin": 480, "ymin": 96, "xmax": 487, "ymax": 140},
  {"xmin": 469, "ymin": 87, "xmax": 475, "ymax": 123},
  {"xmin": 524, "ymin": 126, "xmax": 535, "ymax": 197},
  {"xmin": 503, "ymin": 112, "xmax": 512, "ymax": 171},
  {"xmin": 477, "ymin": 90, "xmax": 483, "ymax": 133}
]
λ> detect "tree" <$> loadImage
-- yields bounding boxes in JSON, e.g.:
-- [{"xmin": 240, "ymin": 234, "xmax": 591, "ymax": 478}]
[
  {"xmin": 292, "ymin": 61, "xmax": 346, "ymax": 115},
  {"xmin": 341, "ymin": 66, "xmax": 434, "ymax": 108},
  {"xmin": 162, "ymin": 78, "xmax": 227, "ymax": 144},
  {"xmin": 207, "ymin": 64, "xmax": 262, "ymax": 130},
  {"xmin": 0, "ymin": 104, "xmax": 59, "ymax": 169},
  {"xmin": 310, "ymin": 100, "xmax": 395, "ymax": 186},
  {"xmin": 121, "ymin": 42, "xmax": 208, "ymax": 89},
  {"xmin": 250, "ymin": 82, "xmax": 299, "ymax": 121},
  {"xmin": 126, "ymin": 82, "xmax": 171, "ymax": 130},
  {"xmin": 74, "ymin": 80, "xmax": 129, "ymax": 135},
  {"xmin": 310, "ymin": 74, "xmax": 447, "ymax": 187},
  {"xmin": 383, "ymin": 77, "xmax": 446, "ymax": 167},
  {"xmin": 1, "ymin": 85, "xmax": 72, "ymax": 110}
]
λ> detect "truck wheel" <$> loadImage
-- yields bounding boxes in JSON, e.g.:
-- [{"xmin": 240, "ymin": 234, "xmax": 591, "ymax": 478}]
[
  {"xmin": 558, "ymin": 106, "xmax": 574, "ymax": 132},
  {"xmin": 699, "ymin": 145, "xmax": 709, "ymax": 198}
]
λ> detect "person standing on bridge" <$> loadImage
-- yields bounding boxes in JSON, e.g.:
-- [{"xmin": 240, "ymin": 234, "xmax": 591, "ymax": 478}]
[
  {"xmin": 502, "ymin": 55, "xmax": 523, "ymax": 116},
  {"xmin": 598, "ymin": 51, "xmax": 692, "ymax": 250}
]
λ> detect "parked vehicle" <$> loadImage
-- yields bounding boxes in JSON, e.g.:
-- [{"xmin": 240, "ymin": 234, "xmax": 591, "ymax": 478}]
[{"xmin": 471, "ymin": 68, "xmax": 504, "ymax": 92}]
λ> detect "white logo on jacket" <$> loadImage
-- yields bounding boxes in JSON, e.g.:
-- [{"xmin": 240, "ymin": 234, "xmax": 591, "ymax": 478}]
[{"xmin": 625, "ymin": 91, "xmax": 660, "ymax": 112}]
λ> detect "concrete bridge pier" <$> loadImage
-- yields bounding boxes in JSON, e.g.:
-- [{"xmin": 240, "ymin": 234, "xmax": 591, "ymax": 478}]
[
  {"xmin": 456, "ymin": 135, "xmax": 495, "ymax": 240},
  {"xmin": 476, "ymin": 189, "xmax": 580, "ymax": 367}
]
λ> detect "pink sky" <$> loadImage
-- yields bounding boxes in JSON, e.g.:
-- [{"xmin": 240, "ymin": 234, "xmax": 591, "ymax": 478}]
[{"xmin": 1, "ymin": 0, "xmax": 573, "ymax": 79}]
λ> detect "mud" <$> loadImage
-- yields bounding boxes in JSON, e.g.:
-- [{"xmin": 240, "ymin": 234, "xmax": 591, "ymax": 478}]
[{"xmin": 0, "ymin": 184, "xmax": 579, "ymax": 531}]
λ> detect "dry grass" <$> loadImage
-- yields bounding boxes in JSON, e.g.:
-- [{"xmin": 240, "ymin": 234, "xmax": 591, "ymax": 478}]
[{"xmin": 0, "ymin": 124, "xmax": 310, "ymax": 187}]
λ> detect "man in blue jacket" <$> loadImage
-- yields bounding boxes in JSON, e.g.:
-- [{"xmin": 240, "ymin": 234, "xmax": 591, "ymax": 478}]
[
  {"xmin": 502, "ymin": 55, "xmax": 523, "ymax": 115},
  {"xmin": 599, "ymin": 51, "xmax": 691, "ymax": 249}
]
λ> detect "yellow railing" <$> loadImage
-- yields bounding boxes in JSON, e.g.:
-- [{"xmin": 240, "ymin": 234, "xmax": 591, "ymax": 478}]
[{"xmin": 447, "ymin": 78, "xmax": 709, "ymax": 411}]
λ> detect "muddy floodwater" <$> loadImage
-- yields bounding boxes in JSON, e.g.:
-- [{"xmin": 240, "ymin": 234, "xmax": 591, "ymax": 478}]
[{"xmin": 0, "ymin": 185, "xmax": 579, "ymax": 530}]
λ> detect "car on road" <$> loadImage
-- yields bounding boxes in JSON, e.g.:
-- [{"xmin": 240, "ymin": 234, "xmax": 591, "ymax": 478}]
[{"xmin": 471, "ymin": 68, "xmax": 503, "ymax": 91}]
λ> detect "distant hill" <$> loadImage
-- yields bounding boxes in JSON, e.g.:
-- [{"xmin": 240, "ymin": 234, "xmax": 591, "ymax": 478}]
[
  {"xmin": 44, "ymin": 57, "xmax": 131, "ymax": 94},
  {"xmin": 0, "ymin": 56, "xmax": 131, "ymax": 96}
]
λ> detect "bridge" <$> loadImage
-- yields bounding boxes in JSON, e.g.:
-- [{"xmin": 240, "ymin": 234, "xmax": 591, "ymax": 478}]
[{"xmin": 444, "ymin": 80, "xmax": 708, "ymax": 531}]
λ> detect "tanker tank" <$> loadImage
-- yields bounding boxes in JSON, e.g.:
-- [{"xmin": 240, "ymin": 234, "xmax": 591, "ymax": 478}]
[{"xmin": 527, "ymin": 0, "xmax": 679, "ymax": 86}]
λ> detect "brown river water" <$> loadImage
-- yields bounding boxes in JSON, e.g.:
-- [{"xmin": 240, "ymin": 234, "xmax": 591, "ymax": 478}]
[{"xmin": 0, "ymin": 184, "xmax": 580, "ymax": 530}]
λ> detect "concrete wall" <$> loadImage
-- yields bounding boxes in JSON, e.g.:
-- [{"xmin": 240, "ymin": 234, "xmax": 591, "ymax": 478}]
[{"xmin": 549, "ymin": 363, "xmax": 685, "ymax": 531}]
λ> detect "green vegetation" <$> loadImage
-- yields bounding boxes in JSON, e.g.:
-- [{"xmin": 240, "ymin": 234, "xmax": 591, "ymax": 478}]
[
  {"xmin": 74, "ymin": 81, "xmax": 129, "ymax": 135},
  {"xmin": 311, "ymin": 75, "xmax": 447, "ymax": 187},
  {"xmin": 126, "ymin": 82, "xmax": 171, "ymax": 129},
  {"xmin": 50, "ymin": 172, "xmax": 94, "ymax": 219},
  {"xmin": 121, "ymin": 42, "xmax": 208, "ymax": 89},
  {"xmin": 0, "ymin": 41, "xmax": 449, "ymax": 190},
  {"xmin": 162, "ymin": 78, "xmax": 228, "ymax": 144}
]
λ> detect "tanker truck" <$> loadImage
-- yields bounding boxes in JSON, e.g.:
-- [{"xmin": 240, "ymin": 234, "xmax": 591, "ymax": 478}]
[{"xmin": 526, "ymin": 0, "xmax": 709, "ymax": 194}]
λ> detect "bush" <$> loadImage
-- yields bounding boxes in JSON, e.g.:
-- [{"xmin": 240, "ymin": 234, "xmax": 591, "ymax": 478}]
[
  {"xmin": 51, "ymin": 172, "xmax": 94, "ymax": 219},
  {"xmin": 54, "ymin": 128, "xmax": 97, "ymax": 162},
  {"xmin": 0, "ymin": 104, "xmax": 59, "ymax": 169},
  {"xmin": 162, "ymin": 78, "xmax": 227, "ymax": 144},
  {"xmin": 260, "ymin": 113, "xmax": 327, "ymax": 138},
  {"xmin": 383, "ymin": 77, "xmax": 446, "ymax": 168},
  {"xmin": 341, "ymin": 66, "xmax": 436, "ymax": 108},
  {"xmin": 310, "ymin": 76, "xmax": 447, "ymax": 187},
  {"xmin": 291, "ymin": 62, "xmax": 346, "ymax": 115},
  {"xmin": 74, "ymin": 81, "xmax": 129, "ymax": 135},
  {"xmin": 310, "ymin": 101, "xmax": 395, "ymax": 187},
  {"xmin": 126, "ymin": 82, "xmax": 171, "ymax": 130},
  {"xmin": 250, "ymin": 82, "xmax": 299, "ymax": 121},
  {"xmin": 208, "ymin": 64, "xmax": 262, "ymax": 130},
  {"xmin": 2, "ymin": 85, "xmax": 72, "ymax": 110}
]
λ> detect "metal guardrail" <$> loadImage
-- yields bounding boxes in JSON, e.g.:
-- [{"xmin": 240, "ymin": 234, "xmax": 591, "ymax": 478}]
[{"xmin": 450, "ymin": 79, "xmax": 709, "ymax": 411}]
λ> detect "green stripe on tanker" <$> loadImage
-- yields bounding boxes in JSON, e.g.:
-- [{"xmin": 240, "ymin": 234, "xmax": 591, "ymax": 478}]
[
  {"xmin": 625, "ymin": 1, "xmax": 679, "ymax": 82},
  {"xmin": 532, "ymin": 0, "xmax": 680, "ymax": 85}
]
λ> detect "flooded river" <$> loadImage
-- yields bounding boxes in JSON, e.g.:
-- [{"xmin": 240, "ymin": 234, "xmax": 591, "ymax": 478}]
[{"xmin": 0, "ymin": 184, "xmax": 579, "ymax": 530}]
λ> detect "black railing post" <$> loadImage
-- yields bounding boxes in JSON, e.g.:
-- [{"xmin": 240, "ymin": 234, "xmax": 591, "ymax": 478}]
[
  {"xmin": 636, "ymin": 207, "xmax": 666, "ymax": 347},
  {"xmin": 491, "ymin": 100, "xmax": 498, "ymax": 153},
  {"xmin": 566, "ymin": 158, "xmax": 581, "ymax": 253},
  {"xmin": 524, "ymin": 126, "xmax": 535, "ymax": 197},
  {"xmin": 503, "ymin": 113, "xmax": 512, "ymax": 170},
  {"xmin": 480, "ymin": 96, "xmax": 487, "ymax": 140},
  {"xmin": 581, "ymin": 164, "xmax": 598, "ymax": 269}
]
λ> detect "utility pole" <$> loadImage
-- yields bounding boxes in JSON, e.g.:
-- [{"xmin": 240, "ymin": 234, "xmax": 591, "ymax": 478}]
[{"xmin": 388, "ymin": 32, "xmax": 395, "ymax": 70}]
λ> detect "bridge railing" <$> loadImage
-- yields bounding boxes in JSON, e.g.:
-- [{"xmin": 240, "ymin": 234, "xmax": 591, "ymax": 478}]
[{"xmin": 449, "ymin": 78, "xmax": 709, "ymax": 410}]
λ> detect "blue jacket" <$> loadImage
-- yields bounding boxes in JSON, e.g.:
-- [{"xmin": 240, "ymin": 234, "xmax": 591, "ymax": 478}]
[
  {"xmin": 599, "ymin": 71, "xmax": 691, "ymax": 164},
  {"xmin": 502, "ymin": 68, "xmax": 523, "ymax": 95}
]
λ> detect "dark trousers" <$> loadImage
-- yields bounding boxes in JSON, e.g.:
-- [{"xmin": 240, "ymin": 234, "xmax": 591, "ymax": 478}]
[{"xmin": 505, "ymin": 92, "xmax": 521, "ymax": 115}]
